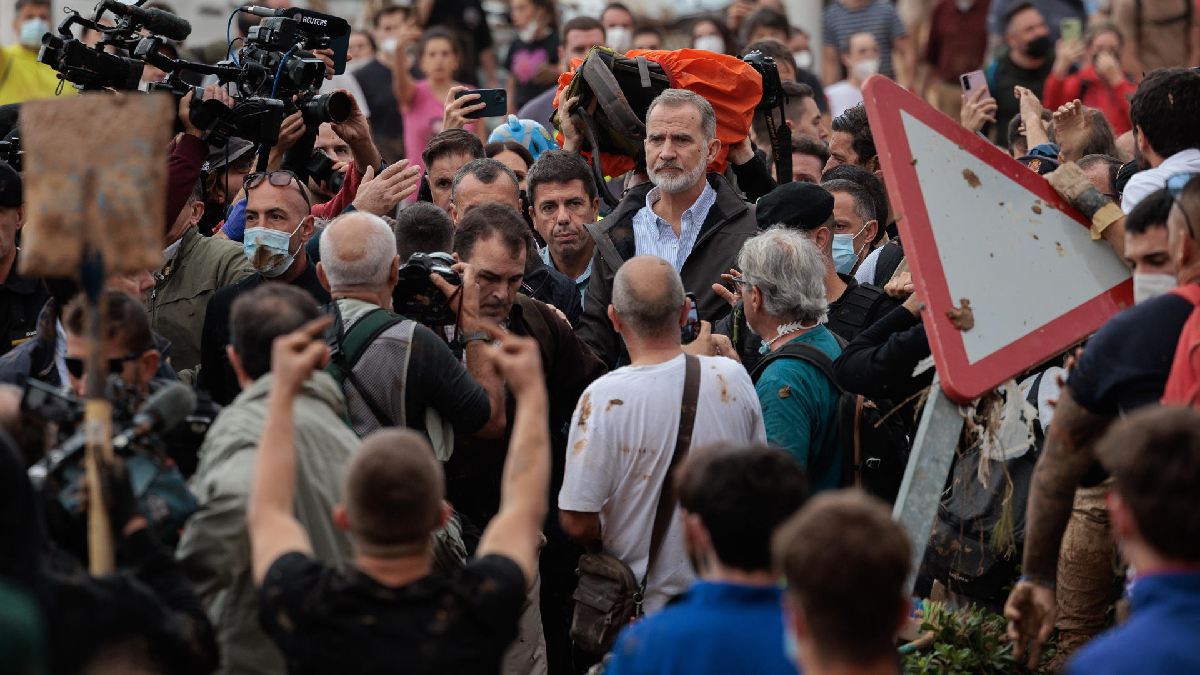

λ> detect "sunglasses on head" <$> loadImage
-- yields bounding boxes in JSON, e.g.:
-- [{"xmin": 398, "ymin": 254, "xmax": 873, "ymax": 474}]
[
  {"xmin": 64, "ymin": 353, "xmax": 142, "ymax": 379},
  {"xmin": 243, "ymin": 170, "xmax": 312, "ymax": 208},
  {"xmin": 1167, "ymin": 172, "xmax": 1199, "ymax": 239}
]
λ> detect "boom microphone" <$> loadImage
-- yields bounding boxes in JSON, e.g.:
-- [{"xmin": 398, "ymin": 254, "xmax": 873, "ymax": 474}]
[
  {"xmin": 113, "ymin": 382, "xmax": 197, "ymax": 448},
  {"xmin": 101, "ymin": 1, "xmax": 192, "ymax": 41}
]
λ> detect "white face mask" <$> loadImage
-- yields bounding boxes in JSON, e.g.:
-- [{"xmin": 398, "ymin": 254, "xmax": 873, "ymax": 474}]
[
  {"xmin": 379, "ymin": 37, "xmax": 399, "ymax": 56},
  {"xmin": 955, "ymin": 0, "xmax": 974, "ymax": 10},
  {"xmin": 793, "ymin": 51, "xmax": 813, "ymax": 71},
  {"xmin": 606, "ymin": 26, "xmax": 633, "ymax": 53},
  {"xmin": 1133, "ymin": 273, "xmax": 1176, "ymax": 304},
  {"xmin": 20, "ymin": 18, "xmax": 49, "ymax": 48},
  {"xmin": 851, "ymin": 58, "xmax": 880, "ymax": 81},
  {"xmin": 693, "ymin": 34, "xmax": 726, "ymax": 54}
]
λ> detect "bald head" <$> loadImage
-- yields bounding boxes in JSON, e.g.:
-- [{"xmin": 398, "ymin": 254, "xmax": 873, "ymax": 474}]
[
  {"xmin": 344, "ymin": 428, "xmax": 445, "ymax": 557},
  {"xmin": 319, "ymin": 212, "xmax": 398, "ymax": 289},
  {"xmin": 611, "ymin": 255, "xmax": 686, "ymax": 338}
]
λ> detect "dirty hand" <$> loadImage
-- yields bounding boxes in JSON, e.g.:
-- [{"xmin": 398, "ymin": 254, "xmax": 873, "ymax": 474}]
[
  {"xmin": 1052, "ymin": 100, "xmax": 1092, "ymax": 164},
  {"xmin": 443, "ymin": 86, "xmax": 486, "ymax": 130},
  {"xmin": 959, "ymin": 87, "xmax": 997, "ymax": 133},
  {"xmin": 727, "ymin": 136, "xmax": 755, "ymax": 165},
  {"xmin": 351, "ymin": 161, "xmax": 422, "ymax": 214},
  {"xmin": 270, "ymin": 316, "xmax": 334, "ymax": 398},
  {"xmin": 558, "ymin": 95, "xmax": 585, "ymax": 153},
  {"xmin": 1004, "ymin": 581, "xmax": 1057, "ymax": 669},
  {"xmin": 884, "ymin": 271, "xmax": 915, "ymax": 300}
]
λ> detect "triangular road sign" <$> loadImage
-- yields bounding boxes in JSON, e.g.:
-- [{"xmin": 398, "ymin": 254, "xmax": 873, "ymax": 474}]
[{"xmin": 862, "ymin": 75, "xmax": 1132, "ymax": 404}]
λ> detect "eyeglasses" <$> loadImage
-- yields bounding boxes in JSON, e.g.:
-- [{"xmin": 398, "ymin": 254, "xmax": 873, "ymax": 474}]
[
  {"xmin": 243, "ymin": 170, "xmax": 312, "ymax": 208},
  {"xmin": 64, "ymin": 353, "xmax": 142, "ymax": 379},
  {"xmin": 731, "ymin": 275, "xmax": 750, "ymax": 290},
  {"xmin": 1167, "ymin": 172, "xmax": 1198, "ymax": 239}
]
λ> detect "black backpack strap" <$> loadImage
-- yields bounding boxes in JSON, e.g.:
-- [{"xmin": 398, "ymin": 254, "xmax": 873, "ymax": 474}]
[
  {"xmin": 873, "ymin": 240, "xmax": 905, "ymax": 287},
  {"xmin": 326, "ymin": 305, "xmax": 407, "ymax": 429}
]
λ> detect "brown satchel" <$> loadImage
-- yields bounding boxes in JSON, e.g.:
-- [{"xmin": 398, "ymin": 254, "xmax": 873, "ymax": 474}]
[{"xmin": 569, "ymin": 354, "xmax": 702, "ymax": 655}]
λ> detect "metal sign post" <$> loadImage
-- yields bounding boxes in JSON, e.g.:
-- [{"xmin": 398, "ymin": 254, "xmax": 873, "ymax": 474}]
[{"xmin": 892, "ymin": 375, "xmax": 964, "ymax": 591}]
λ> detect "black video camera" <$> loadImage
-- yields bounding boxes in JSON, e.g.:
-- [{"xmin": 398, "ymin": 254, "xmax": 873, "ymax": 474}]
[
  {"xmin": 394, "ymin": 252, "xmax": 461, "ymax": 326},
  {"xmin": 742, "ymin": 50, "xmax": 792, "ymax": 183},
  {"xmin": 307, "ymin": 149, "xmax": 346, "ymax": 195},
  {"xmin": 37, "ymin": 0, "xmax": 193, "ymax": 93}
]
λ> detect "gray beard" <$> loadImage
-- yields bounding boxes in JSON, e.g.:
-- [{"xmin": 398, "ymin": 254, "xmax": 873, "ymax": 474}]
[{"xmin": 649, "ymin": 161, "xmax": 706, "ymax": 194}]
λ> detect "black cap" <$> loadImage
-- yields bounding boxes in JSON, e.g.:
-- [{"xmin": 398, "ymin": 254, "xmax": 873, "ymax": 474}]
[
  {"xmin": 1017, "ymin": 154, "xmax": 1060, "ymax": 176},
  {"xmin": 0, "ymin": 162, "xmax": 20, "ymax": 208},
  {"xmin": 755, "ymin": 182, "xmax": 835, "ymax": 231}
]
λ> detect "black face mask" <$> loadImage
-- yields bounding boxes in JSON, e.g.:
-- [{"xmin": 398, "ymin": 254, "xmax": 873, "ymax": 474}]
[{"xmin": 1023, "ymin": 35, "xmax": 1052, "ymax": 59}]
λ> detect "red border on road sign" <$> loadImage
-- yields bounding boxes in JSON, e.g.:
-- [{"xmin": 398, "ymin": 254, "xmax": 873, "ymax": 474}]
[{"xmin": 861, "ymin": 75, "xmax": 1133, "ymax": 404}]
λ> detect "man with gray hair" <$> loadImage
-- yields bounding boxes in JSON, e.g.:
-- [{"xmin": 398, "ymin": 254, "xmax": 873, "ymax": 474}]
[
  {"xmin": 315, "ymin": 211, "xmax": 506, "ymax": 442},
  {"xmin": 575, "ymin": 88, "xmax": 760, "ymax": 369},
  {"xmin": 739, "ymin": 228, "xmax": 845, "ymax": 491},
  {"xmin": 449, "ymin": 157, "xmax": 522, "ymax": 224},
  {"xmin": 560, "ymin": 255, "xmax": 765, "ymax": 614}
]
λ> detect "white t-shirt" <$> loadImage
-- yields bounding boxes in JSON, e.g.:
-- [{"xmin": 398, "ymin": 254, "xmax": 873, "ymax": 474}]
[
  {"xmin": 558, "ymin": 354, "xmax": 767, "ymax": 613},
  {"xmin": 1121, "ymin": 148, "xmax": 1200, "ymax": 214},
  {"xmin": 824, "ymin": 81, "xmax": 864, "ymax": 119}
]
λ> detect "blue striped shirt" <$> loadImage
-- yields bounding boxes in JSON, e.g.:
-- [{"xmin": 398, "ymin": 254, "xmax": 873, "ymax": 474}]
[{"xmin": 632, "ymin": 182, "xmax": 717, "ymax": 273}]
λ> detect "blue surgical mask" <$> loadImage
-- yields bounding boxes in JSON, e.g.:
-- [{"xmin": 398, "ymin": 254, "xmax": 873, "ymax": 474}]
[
  {"xmin": 20, "ymin": 19, "xmax": 49, "ymax": 48},
  {"xmin": 832, "ymin": 225, "xmax": 868, "ymax": 275},
  {"xmin": 783, "ymin": 624, "xmax": 802, "ymax": 665},
  {"xmin": 244, "ymin": 221, "xmax": 303, "ymax": 278}
]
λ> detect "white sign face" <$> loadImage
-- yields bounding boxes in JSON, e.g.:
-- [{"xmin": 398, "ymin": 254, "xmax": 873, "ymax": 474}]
[{"xmin": 901, "ymin": 111, "xmax": 1132, "ymax": 365}]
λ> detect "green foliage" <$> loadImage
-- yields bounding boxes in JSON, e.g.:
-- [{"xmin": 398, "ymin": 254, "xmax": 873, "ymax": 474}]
[{"xmin": 903, "ymin": 603, "xmax": 1056, "ymax": 675}]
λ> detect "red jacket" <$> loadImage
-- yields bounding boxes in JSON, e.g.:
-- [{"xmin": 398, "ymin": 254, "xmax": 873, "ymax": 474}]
[{"xmin": 1043, "ymin": 64, "xmax": 1137, "ymax": 135}]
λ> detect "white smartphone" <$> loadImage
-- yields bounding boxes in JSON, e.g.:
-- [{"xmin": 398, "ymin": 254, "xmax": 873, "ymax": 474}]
[{"xmin": 960, "ymin": 70, "xmax": 989, "ymax": 102}]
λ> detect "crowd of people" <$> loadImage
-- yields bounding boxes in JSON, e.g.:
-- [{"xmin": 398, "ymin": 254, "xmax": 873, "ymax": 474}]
[{"xmin": 1, "ymin": 0, "xmax": 1200, "ymax": 673}]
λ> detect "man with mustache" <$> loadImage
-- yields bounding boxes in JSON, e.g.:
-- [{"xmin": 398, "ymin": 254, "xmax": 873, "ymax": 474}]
[{"xmin": 574, "ymin": 89, "xmax": 760, "ymax": 368}]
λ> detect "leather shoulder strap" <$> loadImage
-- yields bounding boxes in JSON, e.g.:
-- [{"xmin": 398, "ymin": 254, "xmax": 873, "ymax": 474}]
[{"xmin": 643, "ymin": 354, "xmax": 701, "ymax": 589}]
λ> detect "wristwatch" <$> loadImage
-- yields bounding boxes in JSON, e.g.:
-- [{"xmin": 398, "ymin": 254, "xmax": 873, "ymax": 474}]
[{"xmin": 460, "ymin": 330, "xmax": 491, "ymax": 346}]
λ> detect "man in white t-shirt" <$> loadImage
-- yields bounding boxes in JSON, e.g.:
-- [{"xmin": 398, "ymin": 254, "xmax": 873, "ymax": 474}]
[
  {"xmin": 824, "ymin": 32, "xmax": 878, "ymax": 118},
  {"xmin": 558, "ymin": 256, "xmax": 767, "ymax": 613},
  {"xmin": 1121, "ymin": 68, "xmax": 1200, "ymax": 214}
]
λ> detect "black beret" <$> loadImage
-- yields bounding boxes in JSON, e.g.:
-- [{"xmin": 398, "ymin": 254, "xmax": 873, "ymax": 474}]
[
  {"xmin": 755, "ymin": 181, "xmax": 834, "ymax": 231},
  {"xmin": 0, "ymin": 162, "xmax": 20, "ymax": 208}
]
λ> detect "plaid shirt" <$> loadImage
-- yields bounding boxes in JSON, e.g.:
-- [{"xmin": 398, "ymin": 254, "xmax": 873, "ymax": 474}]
[{"xmin": 631, "ymin": 181, "xmax": 717, "ymax": 273}]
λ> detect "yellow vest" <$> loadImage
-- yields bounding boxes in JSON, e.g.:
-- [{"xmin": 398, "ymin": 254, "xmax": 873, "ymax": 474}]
[{"xmin": 0, "ymin": 43, "xmax": 78, "ymax": 106}]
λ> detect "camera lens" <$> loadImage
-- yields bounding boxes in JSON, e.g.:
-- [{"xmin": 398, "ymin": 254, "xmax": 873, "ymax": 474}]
[{"xmin": 300, "ymin": 90, "xmax": 352, "ymax": 125}]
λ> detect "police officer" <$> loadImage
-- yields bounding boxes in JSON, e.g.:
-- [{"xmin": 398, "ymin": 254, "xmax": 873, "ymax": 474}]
[{"xmin": 0, "ymin": 161, "xmax": 46, "ymax": 357}]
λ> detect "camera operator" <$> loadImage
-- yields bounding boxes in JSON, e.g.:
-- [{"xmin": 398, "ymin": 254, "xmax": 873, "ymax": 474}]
[
  {"xmin": 199, "ymin": 170, "xmax": 331, "ymax": 406},
  {"xmin": 0, "ymin": 161, "xmax": 48, "ymax": 358},
  {"xmin": 217, "ymin": 92, "xmax": 421, "ymax": 242},
  {"xmin": 0, "ymin": 0, "xmax": 77, "ymax": 105},
  {"xmin": 0, "ymin": 431, "xmax": 219, "ymax": 675},
  {"xmin": 317, "ymin": 211, "xmax": 506, "ymax": 443}
]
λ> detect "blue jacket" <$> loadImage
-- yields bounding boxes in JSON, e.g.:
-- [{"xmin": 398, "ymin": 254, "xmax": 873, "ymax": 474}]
[
  {"xmin": 1068, "ymin": 571, "xmax": 1200, "ymax": 675},
  {"xmin": 605, "ymin": 581, "xmax": 796, "ymax": 675}
]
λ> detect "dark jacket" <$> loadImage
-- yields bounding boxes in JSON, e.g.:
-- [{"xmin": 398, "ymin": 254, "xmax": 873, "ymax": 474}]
[
  {"xmin": 351, "ymin": 59, "xmax": 406, "ymax": 164},
  {"xmin": 0, "ymin": 269, "xmax": 48, "ymax": 358},
  {"xmin": 833, "ymin": 303, "xmax": 932, "ymax": 406},
  {"xmin": 197, "ymin": 254, "xmax": 332, "ymax": 406},
  {"xmin": 445, "ymin": 295, "xmax": 606, "ymax": 530},
  {"xmin": 523, "ymin": 256, "xmax": 583, "ymax": 326},
  {"xmin": 577, "ymin": 173, "xmax": 759, "ymax": 368},
  {"xmin": 0, "ymin": 299, "xmax": 179, "ymax": 388}
]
